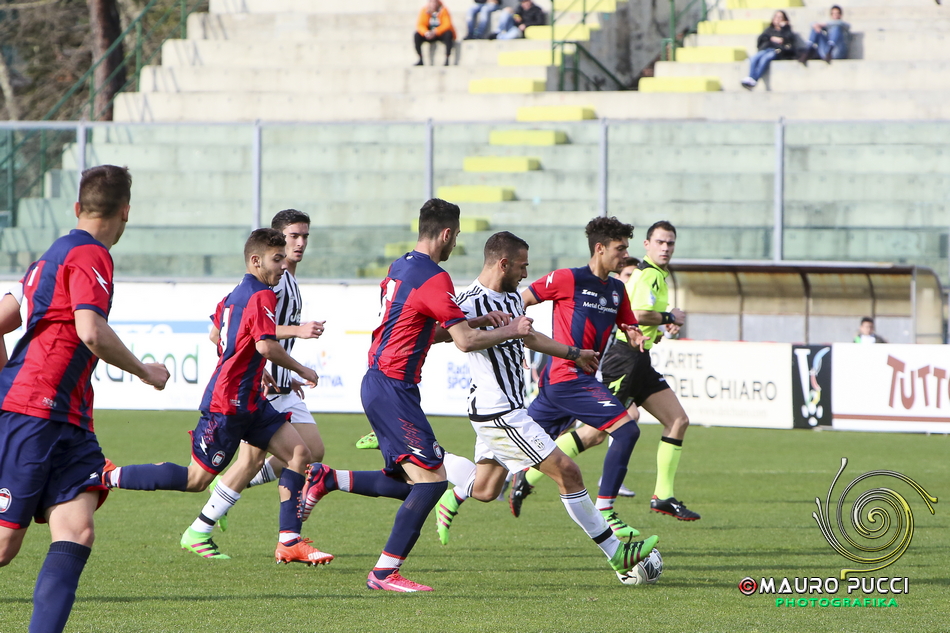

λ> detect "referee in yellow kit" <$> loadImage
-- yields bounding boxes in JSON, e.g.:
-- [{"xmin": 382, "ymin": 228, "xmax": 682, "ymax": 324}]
[{"xmin": 601, "ymin": 220, "xmax": 700, "ymax": 521}]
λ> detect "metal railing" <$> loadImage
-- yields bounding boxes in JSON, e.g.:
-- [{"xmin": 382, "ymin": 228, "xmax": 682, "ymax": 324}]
[
  {"xmin": 556, "ymin": 42, "xmax": 629, "ymax": 90},
  {"xmin": 0, "ymin": 0, "xmax": 206, "ymax": 224},
  {"xmin": 661, "ymin": 0, "xmax": 708, "ymax": 61}
]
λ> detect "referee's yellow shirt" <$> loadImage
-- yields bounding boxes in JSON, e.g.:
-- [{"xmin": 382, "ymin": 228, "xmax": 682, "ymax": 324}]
[{"xmin": 616, "ymin": 257, "xmax": 669, "ymax": 351}]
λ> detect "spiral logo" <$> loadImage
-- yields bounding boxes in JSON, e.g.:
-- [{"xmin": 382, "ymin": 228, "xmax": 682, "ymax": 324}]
[
  {"xmin": 738, "ymin": 577, "xmax": 757, "ymax": 596},
  {"xmin": 813, "ymin": 458, "xmax": 938, "ymax": 579}
]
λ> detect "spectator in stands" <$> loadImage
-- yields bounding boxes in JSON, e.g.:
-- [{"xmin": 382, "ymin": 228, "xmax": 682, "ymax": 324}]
[
  {"xmin": 798, "ymin": 5, "xmax": 850, "ymax": 64},
  {"xmin": 415, "ymin": 0, "xmax": 456, "ymax": 66},
  {"xmin": 488, "ymin": 0, "xmax": 546, "ymax": 40},
  {"xmin": 465, "ymin": 0, "xmax": 502, "ymax": 40},
  {"xmin": 854, "ymin": 317, "xmax": 887, "ymax": 344},
  {"xmin": 740, "ymin": 10, "xmax": 796, "ymax": 90}
]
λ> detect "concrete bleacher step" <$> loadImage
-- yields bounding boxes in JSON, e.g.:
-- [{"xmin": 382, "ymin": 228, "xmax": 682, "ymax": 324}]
[
  {"xmin": 638, "ymin": 77, "xmax": 721, "ymax": 92},
  {"xmin": 489, "ymin": 129, "xmax": 568, "ymax": 145},
  {"xmin": 463, "ymin": 156, "xmax": 541, "ymax": 172},
  {"xmin": 437, "ymin": 186, "xmax": 515, "ymax": 203},
  {"xmin": 140, "ymin": 65, "xmax": 549, "ymax": 95},
  {"xmin": 115, "ymin": 89, "xmax": 950, "ymax": 123},
  {"xmin": 724, "ymin": 0, "xmax": 802, "ymax": 8},
  {"xmin": 207, "ymin": 0, "xmax": 518, "ymax": 14},
  {"xmin": 675, "ymin": 46, "xmax": 748, "ymax": 63},
  {"xmin": 524, "ymin": 24, "xmax": 594, "ymax": 41},
  {"xmin": 469, "ymin": 78, "xmax": 547, "ymax": 94},
  {"xmin": 687, "ymin": 31, "xmax": 950, "ymax": 61},
  {"xmin": 159, "ymin": 39, "xmax": 551, "ymax": 69},
  {"xmin": 498, "ymin": 49, "xmax": 568, "ymax": 67},
  {"xmin": 551, "ymin": 0, "xmax": 619, "ymax": 11},
  {"xmin": 656, "ymin": 60, "xmax": 950, "ymax": 92},
  {"xmin": 697, "ymin": 19, "xmax": 768, "ymax": 35}
]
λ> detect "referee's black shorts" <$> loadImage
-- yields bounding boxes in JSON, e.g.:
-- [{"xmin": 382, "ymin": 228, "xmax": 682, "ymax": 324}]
[{"xmin": 600, "ymin": 340, "xmax": 670, "ymax": 408}]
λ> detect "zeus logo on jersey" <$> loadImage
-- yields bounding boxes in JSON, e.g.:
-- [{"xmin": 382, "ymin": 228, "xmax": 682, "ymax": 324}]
[
  {"xmin": 91, "ymin": 266, "xmax": 109, "ymax": 292},
  {"xmin": 598, "ymin": 400, "xmax": 617, "ymax": 407},
  {"xmin": 264, "ymin": 307, "xmax": 276, "ymax": 323}
]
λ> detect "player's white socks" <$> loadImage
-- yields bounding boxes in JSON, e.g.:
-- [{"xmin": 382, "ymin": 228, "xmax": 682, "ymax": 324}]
[
  {"xmin": 561, "ymin": 489, "xmax": 620, "ymax": 559},
  {"xmin": 443, "ymin": 452, "xmax": 477, "ymax": 500},
  {"xmin": 595, "ymin": 496, "xmax": 617, "ymax": 513},
  {"xmin": 247, "ymin": 461, "xmax": 277, "ymax": 488},
  {"xmin": 191, "ymin": 481, "xmax": 241, "ymax": 534}
]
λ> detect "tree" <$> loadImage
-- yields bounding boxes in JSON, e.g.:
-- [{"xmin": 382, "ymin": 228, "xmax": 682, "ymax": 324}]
[{"xmin": 87, "ymin": 0, "xmax": 125, "ymax": 120}]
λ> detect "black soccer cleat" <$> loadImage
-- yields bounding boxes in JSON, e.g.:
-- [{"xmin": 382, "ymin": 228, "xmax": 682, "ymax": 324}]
[
  {"xmin": 650, "ymin": 495, "xmax": 701, "ymax": 521},
  {"xmin": 508, "ymin": 469, "xmax": 534, "ymax": 518}
]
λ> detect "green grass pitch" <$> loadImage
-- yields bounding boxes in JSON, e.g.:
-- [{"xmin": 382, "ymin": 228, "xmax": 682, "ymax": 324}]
[{"xmin": 1, "ymin": 411, "xmax": 947, "ymax": 633}]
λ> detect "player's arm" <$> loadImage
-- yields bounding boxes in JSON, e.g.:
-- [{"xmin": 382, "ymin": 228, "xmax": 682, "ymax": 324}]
[
  {"xmin": 276, "ymin": 321, "xmax": 325, "ymax": 340},
  {"xmin": 435, "ymin": 310, "xmax": 512, "ymax": 344},
  {"xmin": 446, "ymin": 316, "xmax": 533, "ymax": 353},
  {"xmin": 523, "ymin": 330, "xmax": 599, "ymax": 374},
  {"xmin": 255, "ymin": 338, "xmax": 319, "ymax": 387},
  {"xmin": 634, "ymin": 309, "xmax": 684, "ymax": 327},
  {"xmin": 74, "ymin": 310, "xmax": 170, "ymax": 390},
  {"xmin": 0, "ymin": 292, "xmax": 22, "ymax": 367},
  {"xmin": 521, "ymin": 288, "xmax": 540, "ymax": 308},
  {"xmin": 209, "ymin": 325, "xmax": 220, "ymax": 346}
]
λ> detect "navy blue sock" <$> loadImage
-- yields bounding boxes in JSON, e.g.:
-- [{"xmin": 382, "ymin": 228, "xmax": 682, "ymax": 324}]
[
  {"xmin": 350, "ymin": 471, "xmax": 411, "ymax": 500},
  {"xmin": 30, "ymin": 541, "xmax": 91, "ymax": 633},
  {"xmin": 598, "ymin": 421, "xmax": 640, "ymax": 499},
  {"xmin": 278, "ymin": 469, "xmax": 305, "ymax": 539},
  {"xmin": 372, "ymin": 480, "xmax": 447, "ymax": 580},
  {"xmin": 115, "ymin": 462, "xmax": 188, "ymax": 491}
]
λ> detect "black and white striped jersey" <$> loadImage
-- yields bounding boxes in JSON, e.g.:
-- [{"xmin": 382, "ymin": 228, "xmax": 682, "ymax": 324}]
[
  {"xmin": 269, "ymin": 271, "xmax": 303, "ymax": 389},
  {"xmin": 455, "ymin": 280, "xmax": 526, "ymax": 421}
]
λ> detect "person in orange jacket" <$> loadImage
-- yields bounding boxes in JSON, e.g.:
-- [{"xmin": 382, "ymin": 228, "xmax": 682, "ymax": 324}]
[{"xmin": 415, "ymin": 0, "xmax": 456, "ymax": 66}]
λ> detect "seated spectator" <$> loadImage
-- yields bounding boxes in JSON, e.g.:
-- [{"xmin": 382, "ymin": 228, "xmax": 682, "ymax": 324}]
[
  {"xmin": 465, "ymin": 0, "xmax": 502, "ymax": 40},
  {"xmin": 414, "ymin": 0, "xmax": 456, "ymax": 66},
  {"xmin": 740, "ymin": 11, "xmax": 796, "ymax": 89},
  {"xmin": 854, "ymin": 317, "xmax": 887, "ymax": 344},
  {"xmin": 798, "ymin": 5, "xmax": 850, "ymax": 64},
  {"xmin": 489, "ymin": 0, "xmax": 546, "ymax": 40}
]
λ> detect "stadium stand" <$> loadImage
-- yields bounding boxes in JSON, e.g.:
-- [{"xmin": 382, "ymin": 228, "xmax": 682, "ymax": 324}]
[{"xmin": 5, "ymin": 0, "xmax": 950, "ymax": 283}]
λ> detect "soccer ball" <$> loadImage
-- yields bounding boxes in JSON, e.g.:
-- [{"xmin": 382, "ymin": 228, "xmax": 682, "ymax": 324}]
[{"xmin": 616, "ymin": 548, "xmax": 663, "ymax": 585}]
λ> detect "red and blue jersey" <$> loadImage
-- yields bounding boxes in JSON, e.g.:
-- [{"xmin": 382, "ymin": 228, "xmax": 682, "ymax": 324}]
[
  {"xmin": 201, "ymin": 273, "xmax": 278, "ymax": 415},
  {"xmin": 528, "ymin": 266, "xmax": 637, "ymax": 385},
  {"xmin": 0, "ymin": 230, "xmax": 114, "ymax": 432},
  {"xmin": 367, "ymin": 250, "xmax": 466, "ymax": 383}
]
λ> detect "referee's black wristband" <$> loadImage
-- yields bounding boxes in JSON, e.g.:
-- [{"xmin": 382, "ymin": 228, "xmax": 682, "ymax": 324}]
[{"xmin": 661, "ymin": 312, "xmax": 675, "ymax": 325}]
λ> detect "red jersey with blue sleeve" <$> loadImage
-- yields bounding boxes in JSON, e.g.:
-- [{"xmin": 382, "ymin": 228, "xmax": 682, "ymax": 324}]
[
  {"xmin": 0, "ymin": 229, "xmax": 114, "ymax": 432},
  {"xmin": 367, "ymin": 250, "xmax": 466, "ymax": 383},
  {"xmin": 200, "ymin": 273, "xmax": 278, "ymax": 415},
  {"xmin": 528, "ymin": 266, "xmax": 637, "ymax": 385}
]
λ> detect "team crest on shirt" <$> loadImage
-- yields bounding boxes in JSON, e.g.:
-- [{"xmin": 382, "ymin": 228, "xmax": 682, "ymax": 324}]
[
  {"xmin": 211, "ymin": 451, "xmax": 226, "ymax": 467},
  {"xmin": 612, "ymin": 291, "xmax": 620, "ymax": 306},
  {"xmin": 0, "ymin": 488, "xmax": 10, "ymax": 513},
  {"xmin": 433, "ymin": 441, "xmax": 444, "ymax": 460}
]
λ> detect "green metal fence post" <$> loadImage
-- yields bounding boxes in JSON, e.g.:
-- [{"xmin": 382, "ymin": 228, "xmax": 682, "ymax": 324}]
[
  {"xmin": 135, "ymin": 20, "xmax": 143, "ymax": 90},
  {"xmin": 39, "ymin": 130, "xmax": 47, "ymax": 198},
  {"xmin": 5, "ymin": 130, "xmax": 13, "ymax": 220},
  {"xmin": 181, "ymin": 0, "xmax": 187, "ymax": 38}
]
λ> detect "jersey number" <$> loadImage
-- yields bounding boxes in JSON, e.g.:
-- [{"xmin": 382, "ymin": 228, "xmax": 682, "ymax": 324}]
[{"xmin": 219, "ymin": 306, "xmax": 232, "ymax": 356}]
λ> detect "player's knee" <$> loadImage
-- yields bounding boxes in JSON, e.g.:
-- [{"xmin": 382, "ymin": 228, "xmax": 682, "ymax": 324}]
[
  {"xmin": 559, "ymin": 459, "xmax": 584, "ymax": 489},
  {"xmin": 608, "ymin": 419, "xmax": 640, "ymax": 444},
  {"xmin": 0, "ymin": 542, "xmax": 21, "ymax": 567},
  {"xmin": 308, "ymin": 438, "xmax": 325, "ymax": 463},
  {"xmin": 288, "ymin": 444, "xmax": 312, "ymax": 471}
]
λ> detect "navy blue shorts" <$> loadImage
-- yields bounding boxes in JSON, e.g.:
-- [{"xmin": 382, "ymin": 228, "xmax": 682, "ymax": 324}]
[
  {"xmin": 527, "ymin": 373, "xmax": 630, "ymax": 439},
  {"xmin": 0, "ymin": 411, "xmax": 109, "ymax": 529},
  {"xmin": 360, "ymin": 368, "xmax": 444, "ymax": 476},
  {"xmin": 190, "ymin": 401, "xmax": 290, "ymax": 474}
]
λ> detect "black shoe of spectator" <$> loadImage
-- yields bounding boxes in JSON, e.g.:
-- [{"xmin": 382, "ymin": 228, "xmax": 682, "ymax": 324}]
[
  {"xmin": 414, "ymin": 59, "xmax": 424, "ymax": 66},
  {"xmin": 797, "ymin": 49, "xmax": 810, "ymax": 65},
  {"xmin": 823, "ymin": 45, "xmax": 834, "ymax": 63},
  {"xmin": 444, "ymin": 58, "xmax": 450, "ymax": 66},
  {"xmin": 487, "ymin": 32, "xmax": 498, "ymax": 40}
]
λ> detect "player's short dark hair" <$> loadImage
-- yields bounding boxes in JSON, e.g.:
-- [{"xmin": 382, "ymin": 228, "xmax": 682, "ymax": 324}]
[
  {"xmin": 585, "ymin": 216, "xmax": 634, "ymax": 255},
  {"xmin": 483, "ymin": 231, "xmax": 529, "ymax": 265},
  {"xmin": 271, "ymin": 209, "xmax": 310, "ymax": 231},
  {"xmin": 418, "ymin": 198, "xmax": 460, "ymax": 239},
  {"xmin": 78, "ymin": 164, "xmax": 131, "ymax": 218},
  {"xmin": 646, "ymin": 220, "xmax": 677, "ymax": 241},
  {"xmin": 622, "ymin": 256, "xmax": 640, "ymax": 268},
  {"xmin": 861, "ymin": 316, "xmax": 874, "ymax": 325},
  {"xmin": 831, "ymin": 4, "xmax": 842, "ymax": 13},
  {"xmin": 244, "ymin": 228, "xmax": 286, "ymax": 262}
]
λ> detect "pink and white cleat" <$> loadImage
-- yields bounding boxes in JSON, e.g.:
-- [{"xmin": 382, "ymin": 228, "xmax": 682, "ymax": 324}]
[
  {"xmin": 299, "ymin": 463, "xmax": 333, "ymax": 521},
  {"xmin": 366, "ymin": 570, "xmax": 433, "ymax": 592}
]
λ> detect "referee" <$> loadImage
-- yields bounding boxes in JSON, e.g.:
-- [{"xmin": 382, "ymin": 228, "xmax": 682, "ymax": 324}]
[{"xmin": 600, "ymin": 220, "xmax": 700, "ymax": 521}]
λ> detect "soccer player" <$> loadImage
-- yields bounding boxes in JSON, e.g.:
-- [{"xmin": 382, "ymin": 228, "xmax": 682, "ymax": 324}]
[
  {"xmin": 299, "ymin": 198, "xmax": 532, "ymax": 592},
  {"xmin": 179, "ymin": 209, "xmax": 331, "ymax": 557},
  {"xmin": 0, "ymin": 165, "xmax": 170, "ymax": 633},
  {"xmin": 103, "ymin": 229, "xmax": 333, "ymax": 565},
  {"xmin": 508, "ymin": 217, "xmax": 647, "ymax": 541},
  {"xmin": 601, "ymin": 221, "xmax": 700, "ymax": 520},
  {"xmin": 434, "ymin": 231, "xmax": 658, "ymax": 576}
]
